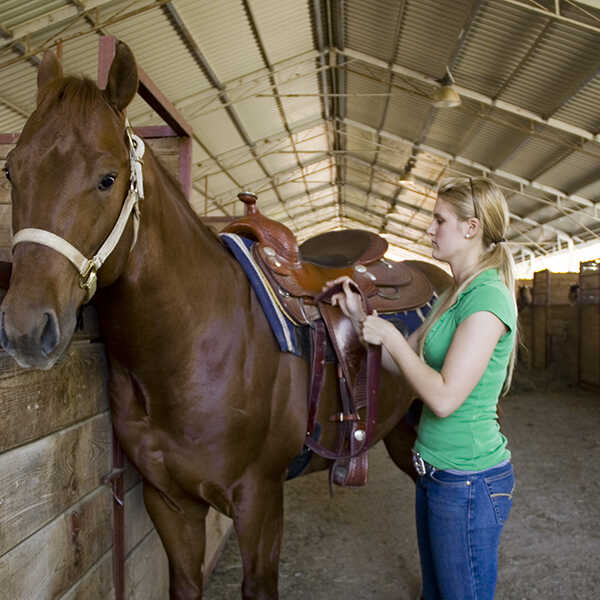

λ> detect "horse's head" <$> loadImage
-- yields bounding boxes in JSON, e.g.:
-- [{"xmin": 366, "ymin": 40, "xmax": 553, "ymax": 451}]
[{"xmin": 0, "ymin": 41, "xmax": 139, "ymax": 369}]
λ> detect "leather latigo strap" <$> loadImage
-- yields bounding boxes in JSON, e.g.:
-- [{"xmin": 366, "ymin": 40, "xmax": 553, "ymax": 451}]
[
  {"xmin": 306, "ymin": 320, "xmax": 327, "ymax": 438},
  {"xmin": 303, "ymin": 282, "xmax": 381, "ymax": 462}
]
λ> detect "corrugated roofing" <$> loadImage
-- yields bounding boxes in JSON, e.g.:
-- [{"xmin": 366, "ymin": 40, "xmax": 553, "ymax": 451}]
[{"xmin": 1, "ymin": 0, "xmax": 599, "ymax": 260}]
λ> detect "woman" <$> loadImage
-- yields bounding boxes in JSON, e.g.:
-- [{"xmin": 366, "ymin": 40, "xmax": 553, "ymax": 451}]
[{"xmin": 328, "ymin": 177, "xmax": 517, "ymax": 600}]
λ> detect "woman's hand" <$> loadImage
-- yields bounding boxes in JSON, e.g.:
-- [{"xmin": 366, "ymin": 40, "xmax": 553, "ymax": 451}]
[
  {"xmin": 322, "ymin": 276, "xmax": 366, "ymax": 324},
  {"xmin": 360, "ymin": 312, "xmax": 397, "ymax": 346}
]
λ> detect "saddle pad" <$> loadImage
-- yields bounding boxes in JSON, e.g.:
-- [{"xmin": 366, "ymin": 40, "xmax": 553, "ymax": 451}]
[
  {"xmin": 221, "ymin": 233, "xmax": 299, "ymax": 354},
  {"xmin": 222, "ymin": 233, "xmax": 436, "ymax": 356}
]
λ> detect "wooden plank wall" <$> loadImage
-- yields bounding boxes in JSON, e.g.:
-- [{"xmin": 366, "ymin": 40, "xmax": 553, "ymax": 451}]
[
  {"xmin": 531, "ymin": 269, "xmax": 580, "ymax": 381},
  {"xmin": 0, "ymin": 314, "xmax": 232, "ymax": 599},
  {"xmin": 0, "ymin": 134, "xmax": 233, "ymax": 598},
  {"xmin": 578, "ymin": 260, "xmax": 600, "ymax": 391}
]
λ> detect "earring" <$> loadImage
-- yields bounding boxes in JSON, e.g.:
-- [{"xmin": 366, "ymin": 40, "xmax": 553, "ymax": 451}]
[{"xmin": 465, "ymin": 234, "xmax": 471, "ymax": 239}]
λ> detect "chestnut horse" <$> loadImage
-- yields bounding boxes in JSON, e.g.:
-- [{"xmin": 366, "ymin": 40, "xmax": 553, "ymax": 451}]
[{"xmin": 0, "ymin": 42, "xmax": 450, "ymax": 599}]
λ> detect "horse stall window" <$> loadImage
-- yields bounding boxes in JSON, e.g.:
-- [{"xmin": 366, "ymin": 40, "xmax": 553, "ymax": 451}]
[
  {"xmin": 532, "ymin": 269, "xmax": 579, "ymax": 382},
  {"xmin": 578, "ymin": 259, "xmax": 600, "ymax": 392}
]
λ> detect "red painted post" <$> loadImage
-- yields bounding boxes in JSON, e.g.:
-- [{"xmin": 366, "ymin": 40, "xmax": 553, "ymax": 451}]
[
  {"xmin": 0, "ymin": 133, "xmax": 20, "ymax": 144},
  {"xmin": 179, "ymin": 137, "xmax": 193, "ymax": 200},
  {"xmin": 97, "ymin": 36, "xmax": 117, "ymax": 90}
]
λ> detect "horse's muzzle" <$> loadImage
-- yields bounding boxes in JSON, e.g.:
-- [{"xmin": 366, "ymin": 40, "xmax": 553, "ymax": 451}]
[{"xmin": 0, "ymin": 308, "xmax": 61, "ymax": 369}]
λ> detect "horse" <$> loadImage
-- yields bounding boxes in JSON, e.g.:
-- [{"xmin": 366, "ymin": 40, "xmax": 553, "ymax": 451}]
[{"xmin": 0, "ymin": 42, "xmax": 450, "ymax": 599}]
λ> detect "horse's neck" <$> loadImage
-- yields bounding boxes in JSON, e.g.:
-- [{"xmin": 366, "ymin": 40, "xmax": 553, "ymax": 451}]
[{"xmin": 96, "ymin": 151, "xmax": 243, "ymax": 358}]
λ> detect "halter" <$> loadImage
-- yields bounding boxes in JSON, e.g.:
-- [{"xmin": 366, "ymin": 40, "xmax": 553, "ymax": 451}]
[{"xmin": 11, "ymin": 122, "xmax": 145, "ymax": 303}]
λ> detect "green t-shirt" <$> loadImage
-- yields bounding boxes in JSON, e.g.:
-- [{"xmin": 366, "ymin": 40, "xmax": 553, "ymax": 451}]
[{"xmin": 414, "ymin": 269, "xmax": 516, "ymax": 471}]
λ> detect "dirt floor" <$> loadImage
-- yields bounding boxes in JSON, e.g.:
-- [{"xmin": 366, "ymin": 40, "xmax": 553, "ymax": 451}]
[{"xmin": 204, "ymin": 369, "xmax": 600, "ymax": 599}]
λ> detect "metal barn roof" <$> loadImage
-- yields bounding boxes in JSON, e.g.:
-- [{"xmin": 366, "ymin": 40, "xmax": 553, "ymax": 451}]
[{"xmin": 1, "ymin": 0, "xmax": 600, "ymax": 263}]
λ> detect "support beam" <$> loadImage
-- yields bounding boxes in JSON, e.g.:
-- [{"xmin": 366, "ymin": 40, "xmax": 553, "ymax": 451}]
[
  {"xmin": 161, "ymin": 1, "xmax": 296, "ymax": 227},
  {"xmin": 0, "ymin": 24, "xmax": 40, "ymax": 68},
  {"xmin": 344, "ymin": 118, "xmax": 598, "ymax": 212},
  {"xmin": 342, "ymin": 119, "xmax": 594, "ymax": 247},
  {"xmin": 500, "ymin": 0, "xmax": 600, "ymax": 35},
  {"xmin": 280, "ymin": 183, "xmax": 332, "ymax": 206},
  {"xmin": 340, "ymin": 47, "xmax": 600, "ymax": 143},
  {"xmin": 243, "ymin": 0, "xmax": 314, "ymax": 209},
  {"xmin": 344, "ymin": 181, "xmax": 432, "ymax": 219},
  {"xmin": 344, "ymin": 152, "xmax": 437, "ymax": 187},
  {"xmin": 0, "ymin": 0, "xmax": 118, "ymax": 50},
  {"xmin": 207, "ymin": 153, "xmax": 334, "ymax": 210},
  {"xmin": 311, "ymin": 0, "xmax": 331, "ymax": 121}
]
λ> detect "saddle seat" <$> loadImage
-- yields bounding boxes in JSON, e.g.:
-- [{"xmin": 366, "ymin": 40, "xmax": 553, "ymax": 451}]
[{"xmin": 222, "ymin": 193, "xmax": 433, "ymax": 324}]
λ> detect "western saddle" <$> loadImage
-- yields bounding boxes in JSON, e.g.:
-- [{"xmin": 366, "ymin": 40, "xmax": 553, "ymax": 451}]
[{"xmin": 223, "ymin": 192, "xmax": 434, "ymax": 487}]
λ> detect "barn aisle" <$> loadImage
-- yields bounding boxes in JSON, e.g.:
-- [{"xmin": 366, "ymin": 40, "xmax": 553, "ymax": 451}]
[{"xmin": 204, "ymin": 377, "xmax": 600, "ymax": 600}]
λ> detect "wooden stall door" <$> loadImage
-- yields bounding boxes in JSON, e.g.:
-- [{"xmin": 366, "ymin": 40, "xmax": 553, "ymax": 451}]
[{"xmin": 578, "ymin": 260, "xmax": 600, "ymax": 392}]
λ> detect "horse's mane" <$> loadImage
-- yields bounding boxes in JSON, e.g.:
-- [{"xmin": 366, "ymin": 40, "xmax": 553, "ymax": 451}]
[{"xmin": 37, "ymin": 76, "xmax": 115, "ymax": 118}]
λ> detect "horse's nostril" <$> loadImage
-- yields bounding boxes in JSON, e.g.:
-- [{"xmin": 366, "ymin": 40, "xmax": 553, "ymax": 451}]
[{"xmin": 40, "ymin": 312, "xmax": 59, "ymax": 356}]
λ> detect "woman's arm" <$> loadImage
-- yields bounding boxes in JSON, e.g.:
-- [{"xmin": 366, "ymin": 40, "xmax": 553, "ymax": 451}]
[{"xmin": 362, "ymin": 311, "xmax": 507, "ymax": 417}]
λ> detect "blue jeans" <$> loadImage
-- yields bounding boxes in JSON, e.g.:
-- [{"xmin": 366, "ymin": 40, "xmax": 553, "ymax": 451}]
[{"xmin": 415, "ymin": 460, "xmax": 514, "ymax": 600}]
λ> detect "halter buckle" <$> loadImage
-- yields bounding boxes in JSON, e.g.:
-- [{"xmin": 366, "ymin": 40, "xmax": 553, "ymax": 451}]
[{"xmin": 79, "ymin": 261, "xmax": 98, "ymax": 300}]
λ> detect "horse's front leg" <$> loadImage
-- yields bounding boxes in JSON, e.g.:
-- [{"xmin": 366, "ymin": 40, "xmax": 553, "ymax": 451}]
[
  {"xmin": 233, "ymin": 476, "xmax": 285, "ymax": 600},
  {"xmin": 144, "ymin": 483, "xmax": 210, "ymax": 600}
]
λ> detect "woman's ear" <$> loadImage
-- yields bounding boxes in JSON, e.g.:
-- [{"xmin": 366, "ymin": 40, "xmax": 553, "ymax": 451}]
[{"xmin": 464, "ymin": 217, "xmax": 480, "ymax": 239}]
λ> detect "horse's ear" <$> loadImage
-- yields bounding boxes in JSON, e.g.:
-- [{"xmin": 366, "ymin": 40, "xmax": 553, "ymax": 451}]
[
  {"xmin": 104, "ymin": 41, "xmax": 138, "ymax": 112},
  {"xmin": 37, "ymin": 50, "xmax": 63, "ymax": 96}
]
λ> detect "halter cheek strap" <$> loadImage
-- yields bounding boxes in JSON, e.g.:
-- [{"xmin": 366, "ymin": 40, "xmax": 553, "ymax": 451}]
[{"xmin": 11, "ymin": 123, "xmax": 144, "ymax": 302}]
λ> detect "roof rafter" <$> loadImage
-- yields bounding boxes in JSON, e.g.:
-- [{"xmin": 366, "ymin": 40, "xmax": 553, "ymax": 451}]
[
  {"xmin": 0, "ymin": 0, "xmax": 117, "ymax": 50},
  {"xmin": 500, "ymin": 0, "xmax": 600, "ymax": 35},
  {"xmin": 243, "ymin": 0, "xmax": 315, "ymax": 211},
  {"xmin": 343, "ymin": 118, "xmax": 588, "ymax": 246},
  {"xmin": 161, "ymin": 1, "xmax": 297, "ymax": 227},
  {"xmin": 388, "ymin": 0, "xmax": 485, "ymax": 238},
  {"xmin": 208, "ymin": 153, "xmax": 333, "ymax": 210},
  {"xmin": 363, "ymin": 0, "xmax": 407, "ymax": 212},
  {"xmin": 341, "ymin": 47, "xmax": 600, "ymax": 144},
  {"xmin": 351, "ymin": 117, "xmax": 599, "ymax": 213}
]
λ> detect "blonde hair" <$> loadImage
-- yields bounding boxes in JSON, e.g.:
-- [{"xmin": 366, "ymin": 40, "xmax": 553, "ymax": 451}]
[{"xmin": 418, "ymin": 177, "xmax": 518, "ymax": 394}]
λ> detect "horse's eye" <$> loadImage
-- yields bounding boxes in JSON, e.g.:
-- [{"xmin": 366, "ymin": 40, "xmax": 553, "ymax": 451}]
[
  {"xmin": 3, "ymin": 166, "xmax": 10, "ymax": 182},
  {"xmin": 98, "ymin": 173, "xmax": 116, "ymax": 191}
]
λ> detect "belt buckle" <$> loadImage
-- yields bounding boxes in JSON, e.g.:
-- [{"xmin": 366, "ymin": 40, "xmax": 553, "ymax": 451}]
[{"xmin": 412, "ymin": 450, "xmax": 426, "ymax": 476}]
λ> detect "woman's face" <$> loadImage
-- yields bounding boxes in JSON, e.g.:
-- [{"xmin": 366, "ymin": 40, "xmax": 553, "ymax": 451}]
[{"xmin": 426, "ymin": 196, "xmax": 468, "ymax": 262}]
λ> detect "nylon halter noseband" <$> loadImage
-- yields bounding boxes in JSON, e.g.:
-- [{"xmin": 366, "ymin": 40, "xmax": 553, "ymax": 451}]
[{"xmin": 11, "ymin": 122, "xmax": 145, "ymax": 303}]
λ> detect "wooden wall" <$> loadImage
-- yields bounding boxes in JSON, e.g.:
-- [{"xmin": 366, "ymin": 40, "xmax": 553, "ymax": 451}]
[
  {"xmin": 0, "ymin": 308, "xmax": 232, "ymax": 599},
  {"xmin": 531, "ymin": 269, "xmax": 580, "ymax": 381},
  {"xmin": 578, "ymin": 260, "xmax": 600, "ymax": 391},
  {"xmin": 515, "ymin": 278, "xmax": 533, "ymax": 368},
  {"xmin": 0, "ymin": 306, "xmax": 170, "ymax": 599}
]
